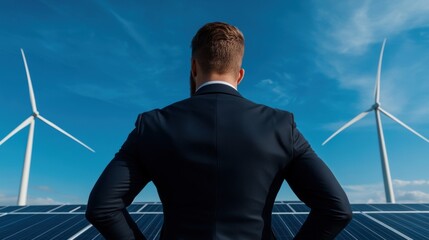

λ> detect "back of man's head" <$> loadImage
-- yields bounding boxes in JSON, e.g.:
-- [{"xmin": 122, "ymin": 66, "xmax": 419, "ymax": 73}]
[{"xmin": 191, "ymin": 22, "xmax": 245, "ymax": 75}]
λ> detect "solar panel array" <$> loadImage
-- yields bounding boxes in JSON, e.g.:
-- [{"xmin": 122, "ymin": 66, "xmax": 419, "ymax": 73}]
[{"xmin": 1, "ymin": 202, "xmax": 429, "ymax": 239}]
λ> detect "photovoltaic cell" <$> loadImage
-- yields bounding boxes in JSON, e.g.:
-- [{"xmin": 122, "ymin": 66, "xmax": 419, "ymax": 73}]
[
  {"xmin": 0, "ymin": 214, "xmax": 87, "ymax": 239},
  {"xmin": 31, "ymin": 215, "xmax": 88, "ymax": 239},
  {"xmin": 401, "ymin": 204, "xmax": 429, "ymax": 211},
  {"xmin": 272, "ymin": 204, "xmax": 293, "ymax": 213},
  {"xmin": 288, "ymin": 203, "xmax": 310, "ymax": 212},
  {"xmin": 0, "ymin": 206, "xmax": 24, "ymax": 213},
  {"xmin": 74, "ymin": 214, "xmax": 164, "ymax": 240},
  {"xmin": 142, "ymin": 204, "xmax": 163, "ymax": 212},
  {"xmin": 50, "ymin": 204, "xmax": 82, "ymax": 212},
  {"xmin": 337, "ymin": 214, "xmax": 406, "ymax": 239},
  {"xmin": 135, "ymin": 214, "xmax": 163, "ymax": 239},
  {"xmin": 127, "ymin": 203, "xmax": 146, "ymax": 212},
  {"xmin": 74, "ymin": 224, "xmax": 101, "ymax": 239},
  {"xmin": 15, "ymin": 205, "xmax": 58, "ymax": 212},
  {"xmin": 369, "ymin": 204, "xmax": 413, "ymax": 211},
  {"xmin": 351, "ymin": 204, "xmax": 380, "ymax": 212},
  {"xmin": 71, "ymin": 205, "xmax": 87, "ymax": 212},
  {"xmin": 368, "ymin": 213, "xmax": 429, "ymax": 239},
  {"xmin": 271, "ymin": 215, "xmax": 299, "ymax": 239}
]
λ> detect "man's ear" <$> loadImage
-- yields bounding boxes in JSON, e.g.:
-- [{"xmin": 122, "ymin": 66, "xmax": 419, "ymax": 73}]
[{"xmin": 237, "ymin": 68, "xmax": 245, "ymax": 85}]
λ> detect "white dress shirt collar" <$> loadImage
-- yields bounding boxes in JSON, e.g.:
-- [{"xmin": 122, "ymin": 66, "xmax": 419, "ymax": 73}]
[{"xmin": 196, "ymin": 80, "xmax": 237, "ymax": 92}]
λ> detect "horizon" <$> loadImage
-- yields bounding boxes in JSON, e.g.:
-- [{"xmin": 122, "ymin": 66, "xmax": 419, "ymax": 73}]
[{"xmin": 1, "ymin": 1, "xmax": 429, "ymax": 205}]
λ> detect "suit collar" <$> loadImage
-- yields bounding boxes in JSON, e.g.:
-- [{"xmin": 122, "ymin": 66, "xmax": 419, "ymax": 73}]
[{"xmin": 194, "ymin": 83, "xmax": 242, "ymax": 98}]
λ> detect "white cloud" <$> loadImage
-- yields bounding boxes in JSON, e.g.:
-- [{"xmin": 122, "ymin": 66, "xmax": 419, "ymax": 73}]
[
  {"xmin": 0, "ymin": 193, "xmax": 16, "ymax": 206},
  {"xmin": 316, "ymin": 0, "xmax": 429, "ymax": 54},
  {"xmin": 255, "ymin": 79, "xmax": 291, "ymax": 105},
  {"xmin": 27, "ymin": 197, "xmax": 62, "ymax": 205},
  {"xmin": 314, "ymin": 0, "xmax": 429, "ymax": 124},
  {"xmin": 321, "ymin": 116, "xmax": 374, "ymax": 132},
  {"xmin": 107, "ymin": 8, "xmax": 156, "ymax": 57},
  {"xmin": 64, "ymin": 83, "xmax": 157, "ymax": 109},
  {"xmin": 34, "ymin": 185, "xmax": 54, "ymax": 192},
  {"xmin": 393, "ymin": 179, "xmax": 429, "ymax": 187},
  {"xmin": 343, "ymin": 182, "xmax": 385, "ymax": 203},
  {"xmin": 0, "ymin": 192, "xmax": 63, "ymax": 206},
  {"xmin": 254, "ymin": 73, "xmax": 305, "ymax": 106},
  {"xmin": 343, "ymin": 179, "xmax": 429, "ymax": 203},
  {"xmin": 396, "ymin": 190, "xmax": 429, "ymax": 203}
]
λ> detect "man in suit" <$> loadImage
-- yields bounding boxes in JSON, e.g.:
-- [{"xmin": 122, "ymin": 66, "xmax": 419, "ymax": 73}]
[{"xmin": 86, "ymin": 22, "xmax": 352, "ymax": 239}]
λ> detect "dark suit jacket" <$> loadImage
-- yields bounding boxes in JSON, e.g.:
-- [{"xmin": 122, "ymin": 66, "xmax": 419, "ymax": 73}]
[{"xmin": 86, "ymin": 83, "xmax": 352, "ymax": 240}]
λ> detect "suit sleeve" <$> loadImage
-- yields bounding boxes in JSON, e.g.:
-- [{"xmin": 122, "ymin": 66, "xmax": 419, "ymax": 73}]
[
  {"xmin": 284, "ymin": 115, "xmax": 352, "ymax": 239},
  {"xmin": 86, "ymin": 115, "xmax": 150, "ymax": 240}
]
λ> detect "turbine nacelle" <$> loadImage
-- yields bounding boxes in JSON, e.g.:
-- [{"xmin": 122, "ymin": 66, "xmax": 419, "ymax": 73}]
[{"xmin": 372, "ymin": 103, "xmax": 380, "ymax": 110}]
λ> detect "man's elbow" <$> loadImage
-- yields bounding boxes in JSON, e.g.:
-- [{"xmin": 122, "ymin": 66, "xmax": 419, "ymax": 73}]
[
  {"xmin": 85, "ymin": 205, "xmax": 110, "ymax": 226},
  {"xmin": 334, "ymin": 201, "xmax": 353, "ymax": 225},
  {"xmin": 340, "ymin": 207, "xmax": 353, "ymax": 224},
  {"xmin": 85, "ymin": 207, "xmax": 100, "ymax": 225}
]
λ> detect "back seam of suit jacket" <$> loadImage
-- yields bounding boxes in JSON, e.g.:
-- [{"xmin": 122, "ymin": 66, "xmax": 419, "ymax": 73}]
[{"xmin": 214, "ymin": 94, "xmax": 219, "ymax": 239}]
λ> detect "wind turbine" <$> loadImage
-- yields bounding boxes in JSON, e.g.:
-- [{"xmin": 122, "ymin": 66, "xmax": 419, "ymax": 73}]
[
  {"xmin": 322, "ymin": 39, "xmax": 429, "ymax": 203},
  {"xmin": 0, "ymin": 49, "xmax": 95, "ymax": 206}
]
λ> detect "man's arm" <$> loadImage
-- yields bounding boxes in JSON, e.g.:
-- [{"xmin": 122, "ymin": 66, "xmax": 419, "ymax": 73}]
[
  {"xmin": 284, "ymin": 117, "xmax": 352, "ymax": 239},
  {"xmin": 86, "ymin": 117, "xmax": 151, "ymax": 240}
]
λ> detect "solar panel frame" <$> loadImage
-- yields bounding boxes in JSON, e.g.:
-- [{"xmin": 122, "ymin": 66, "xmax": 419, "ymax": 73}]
[
  {"xmin": 50, "ymin": 204, "xmax": 82, "ymax": 213},
  {"xmin": 272, "ymin": 203, "xmax": 294, "ymax": 213},
  {"xmin": 351, "ymin": 203, "xmax": 381, "ymax": 212},
  {"xmin": 141, "ymin": 204, "xmax": 163, "ymax": 212},
  {"xmin": 14, "ymin": 205, "xmax": 58, "ymax": 212},
  {"xmin": 287, "ymin": 203, "xmax": 310, "ymax": 212},
  {"xmin": 127, "ymin": 203, "xmax": 146, "ymax": 212},
  {"xmin": 368, "ymin": 203, "xmax": 414, "ymax": 211}
]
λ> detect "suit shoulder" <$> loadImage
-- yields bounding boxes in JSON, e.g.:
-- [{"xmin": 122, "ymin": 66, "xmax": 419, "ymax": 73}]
[
  {"xmin": 134, "ymin": 109, "xmax": 163, "ymax": 133},
  {"xmin": 135, "ymin": 98, "xmax": 191, "ymax": 124},
  {"xmin": 247, "ymin": 100, "xmax": 294, "ymax": 123}
]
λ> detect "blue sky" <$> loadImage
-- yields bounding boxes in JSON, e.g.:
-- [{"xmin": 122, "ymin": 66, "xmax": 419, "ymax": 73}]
[{"xmin": 1, "ymin": 0, "xmax": 429, "ymax": 205}]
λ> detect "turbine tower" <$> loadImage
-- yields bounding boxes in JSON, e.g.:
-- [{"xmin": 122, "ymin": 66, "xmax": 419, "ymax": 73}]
[
  {"xmin": 0, "ymin": 49, "xmax": 95, "ymax": 206},
  {"xmin": 322, "ymin": 39, "xmax": 429, "ymax": 203}
]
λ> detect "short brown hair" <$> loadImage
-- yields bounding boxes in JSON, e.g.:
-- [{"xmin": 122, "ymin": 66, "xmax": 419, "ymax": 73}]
[{"xmin": 191, "ymin": 22, "xmax": 244, "ymax": 74}]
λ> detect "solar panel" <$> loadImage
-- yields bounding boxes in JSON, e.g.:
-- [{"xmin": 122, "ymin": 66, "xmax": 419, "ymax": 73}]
[
  {"xmin": 401, "ymin": 204, "xmax": 429, "ymax": 211},
  {"xmin": 1, "ymin": 202, "xmax": 428, "ymax": 239},
  {"xmin": 367, "ymin": 213, "xmax": 429, "ymax": 239}
]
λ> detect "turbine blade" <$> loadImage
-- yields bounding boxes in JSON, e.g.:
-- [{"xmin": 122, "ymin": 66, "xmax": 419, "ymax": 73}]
[
  {"xmin": 21, "ymin": 49, "xmax": 38, "ymax": 113},
  {"xmin": 379, "ymin": 107, "xmax": 429, "ymax": 143},
  {"xmin": 0, "ymin": 116, "xmax": 34, "ymax": 145},
  {"xmin": 375, "ymin": 38, "xmax": 387, "ymax": 103},
  {"xmin": 37, "ymin": 115, "xmax": 95, "ymax": 152},
  {"xmin": 322, "ymin": 109, "xmax": 372, "ymax": 146}
]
